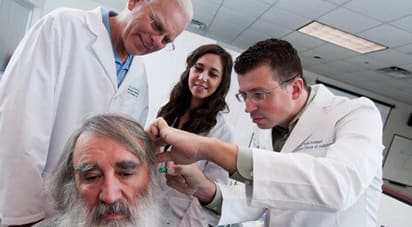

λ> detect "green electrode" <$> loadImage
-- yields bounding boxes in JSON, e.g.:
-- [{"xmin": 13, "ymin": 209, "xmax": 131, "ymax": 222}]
[{"xmin": 159, "ymin": 166, "xmax": 167, "ymax": 173}]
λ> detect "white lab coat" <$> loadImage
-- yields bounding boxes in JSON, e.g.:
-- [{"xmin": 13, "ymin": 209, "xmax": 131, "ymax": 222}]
[
  {"xmin": 214, "ymin": 84, "xmax": 384, "ymax": 227},
  {"xmin": 0, "ymin": 7, "xmax": 149, "ymax": 225},
  {"xmin": 161, "ymin": 113, "xmax": 234, "ymax": 227}
]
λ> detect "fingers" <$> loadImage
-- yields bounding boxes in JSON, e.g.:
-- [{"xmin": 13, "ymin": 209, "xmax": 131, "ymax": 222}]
[
  {"xmin": 165, "ymin": 161, "xmax": 178, "ymax": 175},
  {"xmin": 146, "ymin": 117, "xmax": 168, "ymax": 142},
  {"xmin": 155, "ymin": 151, "xmax": 172, "ymax": 163},
  {"xmin": 166, "ymin": 174, "xmax": 197, "ymax": 195}
]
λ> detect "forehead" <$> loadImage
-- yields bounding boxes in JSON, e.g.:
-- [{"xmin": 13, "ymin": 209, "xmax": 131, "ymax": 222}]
[
  {"xmin": 72, "ymin": 132, "xmax": 142, "ymax": 167},
  {"xmin": 150, "ymin": 0, "xmax": 189, "ymax": 38},
  {"xmin": 196, "ymin": 54, "xmax": 223, "ymax": 70},
  {"xmin": 237, "ymin": 64, "xmax": 279, "ymax": 90}
]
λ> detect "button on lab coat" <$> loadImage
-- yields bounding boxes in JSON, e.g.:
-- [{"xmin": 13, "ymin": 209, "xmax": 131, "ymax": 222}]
[{"xmin": 0, "ymin": 7, "xmax": 148, "ymax": 225}]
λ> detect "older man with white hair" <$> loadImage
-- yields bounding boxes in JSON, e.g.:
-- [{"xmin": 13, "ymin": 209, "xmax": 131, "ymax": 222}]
[{"xmin": 35, "ymin": 114, "xmax": 162, "ymax": 227}]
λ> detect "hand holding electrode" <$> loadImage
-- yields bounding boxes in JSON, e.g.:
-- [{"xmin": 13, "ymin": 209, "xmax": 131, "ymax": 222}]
[{"xmin": 147, "ymin": 117, "xmax": 207, "ymax": 165}]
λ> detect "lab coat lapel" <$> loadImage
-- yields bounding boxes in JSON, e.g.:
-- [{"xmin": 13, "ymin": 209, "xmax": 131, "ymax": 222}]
[
  {"xmin": 85, "ymin": 7, "xmax": 117, "ymax": 89},
  {"xmin": 281, "ymin": 85, "xmax": 334, "ymax": 153}
]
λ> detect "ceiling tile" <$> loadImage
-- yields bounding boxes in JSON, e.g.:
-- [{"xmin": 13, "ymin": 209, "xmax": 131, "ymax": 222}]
[
  {"xmin": 209, "ymin": 7, "xmax": 256, "ymax": 28},
  {"xmin": 233, "ymin": 28, "xmax": 283, "ymax": 49},
  {"xmin": 223, "ymin": 0, "xmax": 270, "ymax": 18},
  {"xmin": 393, "ymin": 43, "xmax": 412, "ymax": 55},
  {"xmin": 306, "ymin": 60, "xmax": 365, "ymax": 77},
  {"xmin": 391, "ymin": 15, "xmax": 412, "ymax": 33},
  {"xmin": 366, "ymin": 49, "xmax": 412, "ymax": 66},
  {"xmin": 248, "ymin": 18, "xmax": 292, "ymax": 37},
  {"xmin": 190, "ymin": 0, "xmax": 222, "ymax": 28},
  {"xmin": 256, "ymin": 0, "xmax": 279, "ymax": 4},
  {"xmin": 344, "ymin": 0, "xmax": 412, "ymax": 22},
  {"xmin": 359, "ymin": 24, "xmax": 412, "ymax": 48},
  {"xmin": 301, "ymin": 56, "xmax": 325, "ymax": 67},
  {"xmin": 261, "ymin": 6, "xmax": 310, "ymax": 30},
  {"xmin": 343, "ymin": 55, "xmax": 387, "ymax": 70},
  {"xmin": 274, "ymin": 0, "xmax": 337, "ymax": 19},
  {"xmin": 206, "ymin": 7, "xmax": 256, "ymax": 41},
  {"xmin": 318, "ymin": 8, "xmax": 381, "ymax": 33},
  {"xmin": 324, "ymin": 0, "xmax": 351, "ymax": 4}
]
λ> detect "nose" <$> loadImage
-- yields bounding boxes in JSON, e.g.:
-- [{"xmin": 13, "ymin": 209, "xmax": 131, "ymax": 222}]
[
  {"xmin": 198, "ymin": 72, "xmax": 207, "ymax": 82},
  {"xmin": 151, "ymin": 34, "xmax": 166, "ymax": 49},
  {"xmin": 244, "ymin": 98, "xmax": 257, "ymax": 113},
  {"xmin": 99, "ymin": 175, "xmax": 122, "ymax": 204}
]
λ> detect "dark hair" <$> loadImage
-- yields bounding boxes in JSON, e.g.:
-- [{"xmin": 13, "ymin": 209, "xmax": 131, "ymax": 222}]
[
  {"xmin": 157, "ymin": 44, "xmax": 233, "ymax": 134},
  {"xmin": 234, "ymin": 38, "xmax": 307, "ymax": 87}
]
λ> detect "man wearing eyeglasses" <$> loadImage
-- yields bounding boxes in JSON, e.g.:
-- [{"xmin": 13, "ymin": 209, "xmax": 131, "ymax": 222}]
[
  {"xmin": 0, "ymin": 0, "xmax": 192, "ymax": 226},
  {"xmin": 149, "ymin": 38, "xmax": 384, "ymax": 227}
]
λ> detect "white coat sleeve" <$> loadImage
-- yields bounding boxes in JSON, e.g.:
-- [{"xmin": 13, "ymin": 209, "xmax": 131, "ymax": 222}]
[
  {"xmin": 251, "ymin": 99, "xmax": 383, "ymax": 211},
  {"xmin": 217, "ymin": 183, "xmax": 267, "ymax": 225},
  {"xmin": 0, "ymin": 15, "xmax": 60, "ymax": 225}
]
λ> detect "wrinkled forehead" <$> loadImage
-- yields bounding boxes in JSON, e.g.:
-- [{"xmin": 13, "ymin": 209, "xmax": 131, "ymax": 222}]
[{"xmin": 72, "ymin": 132, "xmax": 145, "ymax": 167}]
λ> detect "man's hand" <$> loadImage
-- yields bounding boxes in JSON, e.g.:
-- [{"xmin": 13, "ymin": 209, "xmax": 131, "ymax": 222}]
[
  {"xmin": 147, "ymin": 118, "xmax": 207, "ymax": 164},
  {"xmin": 165, "ymin": 161, "xmax": 216, "ymax": 204}
]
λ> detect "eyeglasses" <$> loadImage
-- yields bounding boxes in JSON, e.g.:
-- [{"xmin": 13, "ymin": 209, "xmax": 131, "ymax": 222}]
[
  {"xmin": 147, "ymin": 2, "xmax": 175, "ymax": 51},
  {"xmin": 235, "ymin": 75, "xmax": 298, "ymax": 103}
]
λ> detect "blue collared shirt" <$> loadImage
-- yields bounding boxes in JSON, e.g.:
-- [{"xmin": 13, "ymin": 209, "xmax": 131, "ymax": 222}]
[{"xmin": 102, "ymin": 9, "xmax": 134, "ymax": 87}]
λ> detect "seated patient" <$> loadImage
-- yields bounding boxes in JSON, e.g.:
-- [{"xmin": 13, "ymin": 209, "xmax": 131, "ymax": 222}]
[{"xmin": 35, "ymin": 114, "xmax": 161, "ymax": 227}]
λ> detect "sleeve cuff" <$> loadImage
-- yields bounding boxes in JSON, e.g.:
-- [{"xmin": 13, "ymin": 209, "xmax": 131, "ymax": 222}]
[
  {"xmin": 203, "ymin": 184, "xmax": 223, "ymax": 215},
  {"xmin": 230, "ymin": 146, "xmax": 253, "ymax": 184}
]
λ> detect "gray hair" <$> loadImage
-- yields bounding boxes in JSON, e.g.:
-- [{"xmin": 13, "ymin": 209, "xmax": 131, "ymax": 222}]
[
  {"xmin": 149, "ymin": 0, "xmax": 193, "ymax": 21},
  {"xmin": 176, "ymin": 0, "xmax": 193, "ymax": 21},
  {"xmin": 47, "ymin": 114, "xmax": 158, "ymax": 212}
]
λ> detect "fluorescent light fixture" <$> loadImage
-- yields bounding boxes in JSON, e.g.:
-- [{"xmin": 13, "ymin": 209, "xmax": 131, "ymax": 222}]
[{"xmin": 298, "ymin": 21, "xmax": 387, "ymax": 54}]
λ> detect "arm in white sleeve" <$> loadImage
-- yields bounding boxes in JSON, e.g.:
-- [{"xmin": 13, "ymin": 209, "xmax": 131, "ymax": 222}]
[{"xmin": 0, "ymin": 14, "xmax": 59, "ymax": 225}]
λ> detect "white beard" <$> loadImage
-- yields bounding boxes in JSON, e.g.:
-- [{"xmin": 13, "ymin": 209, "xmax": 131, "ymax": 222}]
[{"xmin": 51, "ymin": 191, "xmax": 162, "ymax": 227}]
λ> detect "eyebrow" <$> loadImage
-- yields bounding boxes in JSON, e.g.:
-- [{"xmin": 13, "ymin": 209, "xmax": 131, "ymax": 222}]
[
  {"xmin": 74, "ymin": 160, "xmax": 140, "ymax": 174},
  {"xmin": 75, "ymin": 163, "xmax": 100, "ymax": 173},
  {"xmin": 239, "ymin": 87, "xmax": 267, "ymax": 93},
  {"xmin": 114, "ymin": 160, "xmax": 139, "ymax": 170},
  {"xmin": 195, "ymin": 63, "xmax": 221, "ymax": 74}
]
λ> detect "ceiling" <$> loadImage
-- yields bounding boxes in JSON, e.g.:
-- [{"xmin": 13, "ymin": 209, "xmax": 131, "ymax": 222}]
[{"xmin": 184, "ymin": 0, "xmax": 412, "ymax": 106}]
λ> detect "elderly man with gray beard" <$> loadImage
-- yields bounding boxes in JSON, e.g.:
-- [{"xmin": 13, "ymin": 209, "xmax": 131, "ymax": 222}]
[{"xmin": 34, "ymin": 114, "xmax": 162, "ymax": 227}]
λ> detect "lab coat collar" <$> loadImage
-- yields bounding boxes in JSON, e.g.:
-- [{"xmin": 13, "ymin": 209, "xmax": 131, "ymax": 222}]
[
  {"xmin": 85, "ymin": 7, "xmax": 117, "ymax": 90},
  {"xmin": 281, "ymin": 84, "xmax": 335, "ymax": 152}
]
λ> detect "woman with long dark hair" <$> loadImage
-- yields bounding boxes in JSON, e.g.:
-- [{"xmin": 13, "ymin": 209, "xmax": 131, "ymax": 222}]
[{"xmin": 158, "ymin": 44, "xmax": 233, "ymax": 226}]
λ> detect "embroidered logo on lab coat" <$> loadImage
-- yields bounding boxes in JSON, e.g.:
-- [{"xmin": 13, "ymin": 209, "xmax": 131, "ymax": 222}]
[
  {"xmin": 296, "ymin": 140, "xmax": 333, "ymax": 152},
  {"xmin": 127, "ymin": 86, "xmax": 140, "ymax": 98}
]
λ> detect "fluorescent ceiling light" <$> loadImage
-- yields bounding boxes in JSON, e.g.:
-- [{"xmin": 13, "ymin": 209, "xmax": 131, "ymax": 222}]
[{"xmin": 298, "ymin": 21, "xmax": 387, "ymax": 54}]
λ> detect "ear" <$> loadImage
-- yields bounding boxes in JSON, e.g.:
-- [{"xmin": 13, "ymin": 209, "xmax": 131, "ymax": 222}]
[
  {"xmin": 290, "ymin": 78, "xmax": 304, "ymax": 100},
  {"xmin": 128, "ymin": 0, "xmax": 143, "ymax": 10}
]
